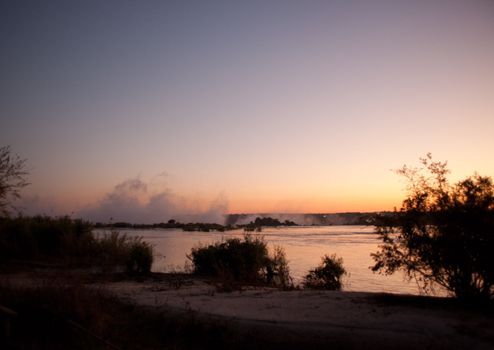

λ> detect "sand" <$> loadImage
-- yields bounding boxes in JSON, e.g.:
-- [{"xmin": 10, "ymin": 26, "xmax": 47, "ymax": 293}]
[{"xmin": 102, "ymin": 275, "xmax": 494, "ymax": 349}]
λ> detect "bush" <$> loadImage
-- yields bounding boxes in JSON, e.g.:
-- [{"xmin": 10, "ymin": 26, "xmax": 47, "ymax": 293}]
[
  {"xmin": 372, "ymin": 154, "xmax": 494, "ymax": 301},
  {"xmin": 126, "ymin": 238, "xmax": 153, "ymax": 274},
  {"xmin": 0, "ymin": 216, "xmax": 94, "ymax": 262},
  {"xmin": 188, "ymin": 235, "xmax": 291, "ymax": 287},
  {"xmin": 267, "ymin": 246, "xmax": 292, "ymax": 288},
  {"xmin": 0, "ymin": 216, "xmax": 153, "ymax": 274},
  {"xmin": 303, "ymin": 254, "xmax": 346, "ymax": 290}
]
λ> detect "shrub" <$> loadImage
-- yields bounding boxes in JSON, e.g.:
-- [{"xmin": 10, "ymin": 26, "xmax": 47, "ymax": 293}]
[
  {"xmin": 89, "ymin": 231, "xmax": 153, "ymax": 274},
  {"xmin": 303, "ymin": 254, "xmax": 346, "ymax": 290},
  {"xmin": 126, "ymin": 238, "xmax": 153, "ymax": 274},
  {"xmin": 267, "ymin": 246, "xmax": 292, "ymax": 288},
  {"xmin": 188, "ymin": 235, "xmax": 291, "ymax": 286},
  {"xmin": 0, "ymin": 216, "xmax": 153, "ymax": 274},
  {"xmin": 372, "ymin": 154, "xmax": 494, "ymax": 301},
  {"xmin": 0, "ymin": 215, "xmax": 94, "ymax": 262}
]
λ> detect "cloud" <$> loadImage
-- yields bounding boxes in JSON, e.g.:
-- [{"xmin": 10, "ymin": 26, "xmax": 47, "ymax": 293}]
[{"xmin": 78, "ymin": 176, "xmax": 228, "ymax": 224}]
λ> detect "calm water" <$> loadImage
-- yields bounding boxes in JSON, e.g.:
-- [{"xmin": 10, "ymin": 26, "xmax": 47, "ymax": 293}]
[{"xmin": 105, "ymin": 225, "xmax": 428, "ymax": 295}]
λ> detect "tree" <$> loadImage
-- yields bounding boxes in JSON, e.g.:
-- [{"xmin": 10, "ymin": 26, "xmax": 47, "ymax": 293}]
[
  {"xmin": 372, "ymin": 154, "xmax": 494, "ymax": 301},
  {"xmin": 0, "ymin": 146, "xmax": 29, "ymax": 216}
]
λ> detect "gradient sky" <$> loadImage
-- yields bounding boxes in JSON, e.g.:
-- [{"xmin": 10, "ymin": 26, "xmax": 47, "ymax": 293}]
[{"xmin": 1, "ymin": 0, "xmax": 493, "ymax": 221}]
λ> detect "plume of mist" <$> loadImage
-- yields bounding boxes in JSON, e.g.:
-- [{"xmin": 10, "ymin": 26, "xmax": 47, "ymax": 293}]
[{"xmin": 78, "ymin": 177, "xmax": 228, "ymax": 224}]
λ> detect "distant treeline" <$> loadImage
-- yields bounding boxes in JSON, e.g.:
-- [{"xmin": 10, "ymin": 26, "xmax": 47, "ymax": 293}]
[
  {"xmin": 93, "ymin": 220, "xmax": 235, "ymax": 232},
  {"xmin": 93, "ymin": 217, "xmax": 297, "ymax": 232},
  {"xmin": 226, "ymin": 212, "xmax": 379, "ymax": 226},
  {"xmin": 93, "ymin": 212, "xmax": 380, "ymax": 232}
]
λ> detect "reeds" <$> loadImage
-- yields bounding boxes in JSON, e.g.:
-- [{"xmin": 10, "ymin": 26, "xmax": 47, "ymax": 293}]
[{"xmin": 0, "ymin": 216, "xmax": 153, "ymax": 274}]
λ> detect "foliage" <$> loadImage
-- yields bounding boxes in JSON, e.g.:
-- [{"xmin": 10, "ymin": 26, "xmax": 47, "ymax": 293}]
[
  {"xmin": 95, "ymin": 231, "xmax": 152, "ymax": 274},
  {"xmin": 267, "ymin": 245, "xmax": 292, "ymax": 288},
  {"xmin": 188, "ymin": 235, "xmax": 291, "ymax": 287},
  {"xmin": 241, "ymin": 216, "xmax": 297, "ymax": 232},
  {"xmin": 0, "ymin": 216, "xmax": 153, "ymax": 274},
  {"xmin": 93, "ymin": 220, "xmax": 234, "ymax": 232},
  {"xmin": 303, "ymin": 254, "xmax": 346, "ymax": 290},
  {"xmin": 372, "ymin": 154, "xmax": 494, "ymax": 301},
  {"xmin": 0, "ymin": 146, "xmax": 29, "ymax": 217},
  {"xmin": 0, "ymin": 215, "xmax": 93, "ymax": 262},
  {"xmin": 126, "ymin": 237, "xmax": 153, "ymax": 274}
]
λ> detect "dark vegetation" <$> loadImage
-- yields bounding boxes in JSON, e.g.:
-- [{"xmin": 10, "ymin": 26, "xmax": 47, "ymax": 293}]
[
  {"xmin": 0, "ymin": 281, "xmax": 265, "ymax": 350},
  {"xmin": 226, "ymin": 213, "xmax": 375, "ymax": 226},
  {"xmin": 372, "ymin": 154, "xmax": 494, "ymax": 301},
  {"xmin": 241, "ymin": 217, "xmax": 297, "ymax": 232},
  {"xmin": 0, "ymin": 146, "xmax": 29, "ymax": 217},
  {"xmin": 303, "ymin": 254, "xmax": 346, "ymax": 290},
  {"xmin": 94, "ymin": 216, "xmax": 299, "ymax": 232},
  {"xmin": 1, "ymin": 145, "xmax": 492, "ymax": 347},
  {"xmin": 0, "ymin": 146, "xmax": 153, "ymax": 275},
  {"xmin": 0, "ymin": 216, "xmax": 153, "ymax": 274},
  {"xmin": 188, "ymin": 235, "xmax": 292, "ymax": 288},
  {"xmin": 94, "ymin": 220, "xmax": 235, "ymax": 232}
]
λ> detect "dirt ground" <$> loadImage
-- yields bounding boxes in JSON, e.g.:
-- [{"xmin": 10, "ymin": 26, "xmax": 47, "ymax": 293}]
[{"xmin": 102, "ymin": 274, "xmax": 494, "ymax": 350}]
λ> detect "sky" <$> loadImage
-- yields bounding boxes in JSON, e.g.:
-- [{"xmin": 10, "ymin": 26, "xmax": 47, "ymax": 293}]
[{"xmin": 1, "ymin": 0, "xmax": 493, "ymax": 223}]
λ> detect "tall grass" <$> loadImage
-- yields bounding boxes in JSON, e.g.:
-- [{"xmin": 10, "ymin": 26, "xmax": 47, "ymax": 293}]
[{"xmin": 0, "ymin": 216, "xmax": 152, "ymax": 274}]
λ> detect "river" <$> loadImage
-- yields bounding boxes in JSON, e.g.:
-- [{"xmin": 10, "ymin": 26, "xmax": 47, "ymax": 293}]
[{"xmin": 105, "ymin": 225, "xmax": 437, "ymax": 295}]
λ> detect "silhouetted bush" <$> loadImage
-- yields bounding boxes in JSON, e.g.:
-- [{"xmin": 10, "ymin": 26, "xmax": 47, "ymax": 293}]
[
  {"xmin": 96, "ymin": 232, "xmax": 152, "ymax": 273},
  {"xmin": 126, "ymin": 238, "xmax": 153, "ymax": 274},
  {"xmin": 0, "ymin": 216, "xmax": 152, "ymax": 274},
  {"xmin": 303, "ymin": 254, "xmax": 346, "ymax": 290},
  {"xmin": 268, "ymin": 246, "xmax": 292, "ymax": 288},
  {"xmin": 372, "ymin": 154, "xmax": 494, "ymax": 301},
  {"xmin": 0, "ymin": 216, "xmax": 94, "ymax": 262},
  {"xmin": 188, "ymin": 235, "xmax": 291, "ymax": 287}
]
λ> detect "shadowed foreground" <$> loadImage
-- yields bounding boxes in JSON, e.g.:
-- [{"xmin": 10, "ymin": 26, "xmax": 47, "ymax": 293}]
[
  {"xmin": 104, "ymin": 274, "xmax": 494, "ymax": 350},
  {"xmin": 1, "ymin": 271, "xmax": 493, "ymax": 349}
]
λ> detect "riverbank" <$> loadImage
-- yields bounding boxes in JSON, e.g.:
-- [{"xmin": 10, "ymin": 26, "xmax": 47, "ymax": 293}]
[
  {"xmin": 1, "ymin": 271, "xmax": 493, "ymax": 349},
  {"xmin": 104, "ymin": 274, "xmax": 494, "ymax": 349}
]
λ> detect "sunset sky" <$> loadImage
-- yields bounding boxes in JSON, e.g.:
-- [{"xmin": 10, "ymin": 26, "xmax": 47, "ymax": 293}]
[{"xmin": 1, "ymin": 1, "xmax": 493, "ymax": 222}]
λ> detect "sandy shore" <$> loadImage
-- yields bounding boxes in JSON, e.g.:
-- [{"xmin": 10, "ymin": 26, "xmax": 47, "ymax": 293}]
[
  {"xmin": 102, "ymin": 275, "xmax": 494, "ymax": 349},
  {"xmin": 2, "ymin": 271, "xmax": 492, "ymax": 349}
]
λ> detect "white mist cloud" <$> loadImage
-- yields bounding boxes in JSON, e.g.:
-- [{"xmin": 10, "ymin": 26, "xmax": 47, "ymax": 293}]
[{"xmin": 78, "ymin": 176, "xmax": 228, "ymax": 224}]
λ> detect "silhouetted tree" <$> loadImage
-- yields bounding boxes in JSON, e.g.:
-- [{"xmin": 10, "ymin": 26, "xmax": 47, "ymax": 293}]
[
  {"xmin": 372, "ymin": 154, "xmax": 494, "ymax": 301},
  {"xmin": 0, "ymin": 146, "xmax": 29, "ymax": 216}
]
